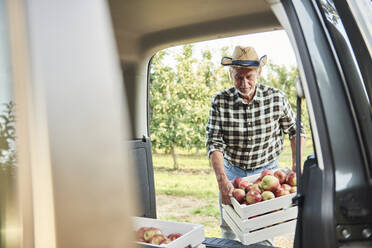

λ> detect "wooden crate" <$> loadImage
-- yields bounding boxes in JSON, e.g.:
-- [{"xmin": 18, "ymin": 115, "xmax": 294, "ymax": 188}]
[
  {"xmin": 223, "ymin": 208, "xmax": 297, "ymax": 245},
  {"xmin": 229, "ymin": 192, "xmax": 296, "ymax": 219},
  {"xmin": 133, "ymin": 216, "xmax": 205, "ymax": 248},
  {"xmin": 221, "ymin": 171, "xmax": 298, "ymax": 245}
]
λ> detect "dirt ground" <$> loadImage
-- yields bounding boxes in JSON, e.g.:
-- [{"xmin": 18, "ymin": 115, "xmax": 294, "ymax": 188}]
[{"xmin": 156, "ymin": 194, "xmax": 294, "ymax": 248}]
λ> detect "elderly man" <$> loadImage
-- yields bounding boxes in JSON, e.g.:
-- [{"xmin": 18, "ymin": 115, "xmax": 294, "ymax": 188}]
[{"xmin": 206, "ymin": 46, "xmax": 305, "ymax": 242}]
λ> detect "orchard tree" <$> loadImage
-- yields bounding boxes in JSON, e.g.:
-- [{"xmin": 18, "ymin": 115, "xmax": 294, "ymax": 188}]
[
  {"xmin": 212, "ymin": 46, "xmax": 232, "ymax": 92},
  {"xmin": 149, "ymin": 50, "xmax": 185, "ymax": 169},
  {"xmin": 193, "ymin": 49, "xmax": 216, "ymax": 154},
  {"xmin": 0, "ymin": 101, "xmax": 16, "ymax": 171},
  {"xmin": 150, "ymin": 45, "xmax": 231, "ymax": 168},
  {"xmin": 150, "ymin": 45, "xmax": 210, "ymax": 169}
]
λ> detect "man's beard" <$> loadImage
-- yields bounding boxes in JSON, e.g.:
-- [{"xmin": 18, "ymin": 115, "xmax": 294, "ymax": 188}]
[{"xmin": 236, "ymin": 87, "xmax": 255, "ymax": 97}]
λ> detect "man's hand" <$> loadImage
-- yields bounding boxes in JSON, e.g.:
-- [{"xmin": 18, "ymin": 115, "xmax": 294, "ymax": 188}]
[
  {"xmin": 210, "ymin": 151, "xmax": 234, "ymax": 205},
  {"xmin": 218, "ymin": 178, "xmax": 234, "ymax": 205}
]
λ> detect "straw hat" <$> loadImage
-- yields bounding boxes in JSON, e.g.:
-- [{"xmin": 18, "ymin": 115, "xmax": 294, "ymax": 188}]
[{"xmin": 221, "ymin": 46, "xmax": 267, "ymax": 69}]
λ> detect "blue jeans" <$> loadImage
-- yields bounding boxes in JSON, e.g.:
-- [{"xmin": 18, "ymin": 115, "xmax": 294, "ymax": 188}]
[{"xmin": 219, "ymin": 159, "xmax": 278, "ymax": 245}]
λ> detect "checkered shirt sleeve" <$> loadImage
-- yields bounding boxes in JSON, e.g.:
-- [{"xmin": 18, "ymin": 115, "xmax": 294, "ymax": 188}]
[
  {"xmin": 206, "ymin": 95, "xmax": 226, "ymax": 156},
  {"xmin": 206, "ymin": 85, "xmax": 306, "ymax": 170},
  {"xmin": 280, "ymin": 94, "xmax": 305, "ymax": 140}
]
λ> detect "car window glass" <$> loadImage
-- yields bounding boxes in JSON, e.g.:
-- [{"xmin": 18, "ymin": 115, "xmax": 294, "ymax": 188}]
[
  {"xmin": 318, "ymin": 0, "xmax": 372, "ymax": 175},
  {"xmin": 319, "ymin": 0, "xmax": 370, "ymax": 104}
]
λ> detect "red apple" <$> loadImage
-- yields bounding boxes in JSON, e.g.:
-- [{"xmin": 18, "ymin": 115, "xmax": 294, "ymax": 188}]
[
  {"xmin": 136, "ymin": 227, "xmax": 148, "ymax": 241},
  {"xmin": 274, "ymin": 170, "xmax": 286, "ymax": 184},
  {"xmin": 287, "ymin": 172, "xmax": 297, "ymax": 186},
  {"xmin": 232, "ymin": 177, "xmax": 244, "ymax": 188},
  {"xmin": 245, "ymin": 190, "xmax": 263, "ymax": 204},
  {"xmin": 281, "ymin": 184, "xmax": 291, "ymax": 191},
  {"xmin": 159, "ymin": 239, "xmax": 171, "ymax": 245},
  {"xmin": 290, "ymin": 186, "xmax": 297, "ymax": 193},
  {"xmin": 144, "ymin": 227, "xmax": 162, "ymax": 242},
  {"xmin": 260, "ymin": 170, "xmax": 274, "ymax": 179},
  {"xmin": 167, "ymin": 233, "xmax": 182, "ymax": 241},
  {"xmin": 238, "ymin": 180, "xmax": 252, "ymax": 191},
  {"xmin": 261, "ymin": 175, "xmax": 280, "ymax": 192},
  {"xmin": 258, "ymin": 182, "xmax": 264, "ymax": 193},
  {"xmin": 261, "ymin": 191, "xmax": 275, "ymax": 201},
  {"xmin": 247, "ymin": 183, "xmax": 261, "ymax": 193},
  {"xmin": 274, "ymin": 187, "xmax": 283, "ymax": 197},
  {"xmin": 232, "ymin": 188, "xmax": 246, "ymax": 203},
  {"xmin": 274, "ymin": 187, "xmax": 290, "ymax": 197},
  {"xmin": 149, "ymin": 234, "xmax": 166, "ymax": 245}
]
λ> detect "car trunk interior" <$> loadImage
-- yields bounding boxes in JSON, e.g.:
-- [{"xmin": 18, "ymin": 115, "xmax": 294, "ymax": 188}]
[
  {"xmin": 106, "ymin": 0, "xmax": 287, "ymax": 221},
  {"xmin": 107, "ymin": 0, "xmax": 282, "ymax": 139}
]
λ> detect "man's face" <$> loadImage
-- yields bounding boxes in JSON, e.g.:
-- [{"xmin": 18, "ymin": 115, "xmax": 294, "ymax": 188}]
[{"xmin": 231, "ymin": 68, "xmax": 260, "ymax": 97}]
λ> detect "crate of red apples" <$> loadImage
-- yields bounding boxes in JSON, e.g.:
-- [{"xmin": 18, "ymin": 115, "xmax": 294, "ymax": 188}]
[
  {"xmin": 133, "ymin": 216, "xmax": 205, "ymax": 248},
  {"xmin": 222, "ymin": 167, "xmax": 298, "ymax": 245}
]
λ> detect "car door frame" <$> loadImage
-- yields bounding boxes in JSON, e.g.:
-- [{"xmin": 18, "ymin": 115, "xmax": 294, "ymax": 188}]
[{"xmin": 271, "ymin": 0, "xmax": 372, "ymax": 246}]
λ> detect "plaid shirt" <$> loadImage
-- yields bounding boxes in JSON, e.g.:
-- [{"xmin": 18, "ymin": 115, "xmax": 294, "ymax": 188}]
[{"xmin": 206, "ymin": 84, "xmax": 305, "ymax": 170}]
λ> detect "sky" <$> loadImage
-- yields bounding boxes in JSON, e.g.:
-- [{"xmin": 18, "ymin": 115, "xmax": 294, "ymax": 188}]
[
  {"xmin": 164, "ymin": 30, "xmax": 298, "ymax": 70},
  {"xmin": 0, "ymin": 1, "xmax": 13, "ymax": 106}
]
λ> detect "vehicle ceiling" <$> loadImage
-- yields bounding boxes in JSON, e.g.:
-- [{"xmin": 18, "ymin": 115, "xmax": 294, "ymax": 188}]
[{"xmin": 108, "ymin": 0, "xmax": 282, "ymax": 62}]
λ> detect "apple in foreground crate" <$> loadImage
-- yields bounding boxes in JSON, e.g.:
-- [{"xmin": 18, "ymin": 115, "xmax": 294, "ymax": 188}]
[
  {"xmin": 168, "ymin": 233, "xmax": 182, "ymax": 241},
  {"xmin": 287, "ymin": 172, "xmax": 297, "ymax": 186},
  {"xmin": 246, "ymin": 190, "xmax": 263, "ymax": 204},
  {"xmin": 274, "ymin": 187, "xmax": 290, "ymax": 197},
  {"xmin": 239, "ymin": 180, "xmax": 252, "ymax": 191},
  {"xmin": 261, "ymin": 175, "xmax": 280, "ymax": 192},
  {"xmin": 233, "ymin": 188, "xmax": 246, "ymax": 203},
  {"xmin": 274, "ymin": 170, "xmax": 287, "ymax": 184},
  {"xmin": 259, "ymin": 169, "xmax": 274, "ymax": 179},
  {"xmin": 247, "ymin": 183, "xmax": 261, "ymax": 193},
  {"xmin": 290, "ymin": 186, "xmax": 297, "ymax": 193},
  {"xmin": 143, "ymin": 227, "xmax": 162, "ymax": 242},
  {"xmin": 281, "ymin": 183, "xmax": 291, "ymax": 191},
  {"xmin": 149, "ymin": 234, "xmax": 166, "ymax": 245},
  {"xmin": 137, "ymin": 226, "xmax": 183, "ymax": 244},
  {"xmin": 136, "ymin": 227, "xmax": 148, "ymax": 241},
  {"xmin": 233, "ymin": 177, "xmax": 244, "ymax": 188},
  {"xmin": 159, "ymin": 239, "xmax": 171, "ymax": 245},
  {"xmin": 261, "ymin": 191, "xmax": 275, "ymax": 201}
]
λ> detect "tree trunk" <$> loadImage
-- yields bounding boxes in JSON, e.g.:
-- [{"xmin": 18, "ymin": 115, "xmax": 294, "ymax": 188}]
[
  {"xmin": 194, "ymin": 148, "xmax": 200, "ymax": 156},
  {"xmin": 170, "ymin": 146, "xmax": 178, "ymax": 170}
]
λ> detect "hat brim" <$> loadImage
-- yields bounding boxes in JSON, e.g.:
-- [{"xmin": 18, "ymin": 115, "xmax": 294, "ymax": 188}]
[{"xmin": 221, "ymin": 55, "xmax": 267, "ymax": 68}]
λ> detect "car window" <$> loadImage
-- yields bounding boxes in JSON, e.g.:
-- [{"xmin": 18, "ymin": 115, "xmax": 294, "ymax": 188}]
[{"xmin": 318, "ymin": 0, "xmax": 372, "ymax": 176}]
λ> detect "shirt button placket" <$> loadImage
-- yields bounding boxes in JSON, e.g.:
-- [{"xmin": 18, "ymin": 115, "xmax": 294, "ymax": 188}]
[{"xmin": 247, "ymin": 104, "xmax": 252, "ymax": 144}]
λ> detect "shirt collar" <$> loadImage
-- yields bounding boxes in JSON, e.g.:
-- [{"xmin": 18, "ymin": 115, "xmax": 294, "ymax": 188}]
[{"xmin": 232, "ymin": 85, "xmax": 264, "ymax": 105}]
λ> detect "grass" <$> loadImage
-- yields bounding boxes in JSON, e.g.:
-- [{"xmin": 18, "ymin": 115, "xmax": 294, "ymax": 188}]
[
  {"xmin": 155, "ymin": 172, "xmax": 218, "ymax": 200},
  {"xmin": 153, "ymin": 139, "xmax": 314, "ymax": 238},
  {"xmin": 152, "ymin": 153, "xmax": 211, "ymax": 169},
  {"xmin": 190, "ymin": 204, "xmax": 220, "ymax": 218}
]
